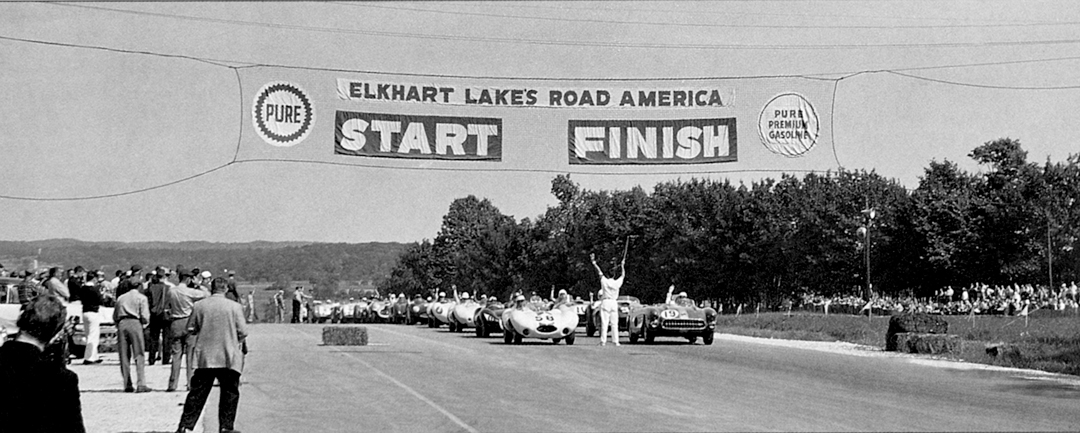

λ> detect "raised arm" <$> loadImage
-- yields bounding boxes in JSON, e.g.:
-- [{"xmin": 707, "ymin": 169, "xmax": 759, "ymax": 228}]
[
  {"xmin": 589, "ymin": 253, "xmax": 604, "ymax": 278},
  {"xmin": 666, "ymin": 285, "xmax": 675, "ymax": 305}
]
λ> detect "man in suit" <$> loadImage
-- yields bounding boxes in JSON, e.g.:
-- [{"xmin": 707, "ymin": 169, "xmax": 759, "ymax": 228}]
[
  {"xmin": 0, "ymin": 295, "xmax": 86, "ymax": 432},
  {"xmin": 176, "ymin": 277, "xmax": 247, "ymax": 433}
]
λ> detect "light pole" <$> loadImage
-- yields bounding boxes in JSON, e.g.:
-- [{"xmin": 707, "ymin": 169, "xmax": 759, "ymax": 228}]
[{"xmin": 859, "ymin": 201, "xmax": 876, "ymax": 301}]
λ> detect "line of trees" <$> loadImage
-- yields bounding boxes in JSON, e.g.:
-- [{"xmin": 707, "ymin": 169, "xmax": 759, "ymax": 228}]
[{"xmin": 378, "ymin": 138, "xmax": 1080, "ymax": 307}]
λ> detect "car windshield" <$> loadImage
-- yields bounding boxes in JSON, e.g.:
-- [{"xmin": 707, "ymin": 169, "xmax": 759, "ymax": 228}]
[{"xmin": 675, "ymin": 298, "xmax": 695, "ymax": 308}]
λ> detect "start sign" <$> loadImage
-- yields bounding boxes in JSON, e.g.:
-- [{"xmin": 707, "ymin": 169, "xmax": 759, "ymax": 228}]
[
  {"xmin": 334, "ymin": 111, "xmax": 502, "ymax": 161},
  {"xmin": 252, "ymin": 82, "xmax": 315, "ymax": 147}
]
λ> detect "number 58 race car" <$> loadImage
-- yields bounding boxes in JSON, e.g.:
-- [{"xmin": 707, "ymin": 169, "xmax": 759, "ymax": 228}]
[
  {"xmin": 501, "ymin": 302, "xmax": 578, "ymax": 345},
  {"xmin": 627, "ymin": 298, "xmax": 717, "ymax": 345}
]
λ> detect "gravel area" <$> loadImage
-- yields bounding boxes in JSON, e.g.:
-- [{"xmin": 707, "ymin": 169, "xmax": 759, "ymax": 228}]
[{"xmin": 70, "ymin": 352, "xmax": 207, "ymax": 433}]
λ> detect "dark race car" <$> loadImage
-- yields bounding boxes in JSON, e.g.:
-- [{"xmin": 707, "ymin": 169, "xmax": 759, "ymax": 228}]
[
  {"xmin": 389, "ymin": 296, "xmax": 411, "ymax": 324},
  {"xmin": 473, "ymin": 301, "xmax": 505, "ymax": 338},
  {"xmin": 585, "ymin": 295, "xmax": 641, "ymax": 337},
  {"xmin": 405, "ymin": 297, "xmax": 430, "ymax": 325},
  {"xmin": 626, "ymin": 298, "xmax": 717, "ymax": 345}
]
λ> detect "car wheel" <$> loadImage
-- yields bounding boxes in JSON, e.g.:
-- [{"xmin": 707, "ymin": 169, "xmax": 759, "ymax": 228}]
[
  {"xmin": 687, "ymin": 336, "xmax": 698, "ymax": 344},
  {"xmin": 565, "ymin": 332, "xmax": 576, "ymax": 345},
  {"xmin": 629, "ymin": 328, "xmax": 640, "ymax": 344},
  {"xmin": 429, "ymin": 317, "xmax": 437, "ymax": 328},
  {"xmin": 513, "ymin": 334, "xmax": 523, "ymax": 344},
  {"xmin": 503, "ymin": 330, "xmax": 514, "ymax": 344},
  {"xmin": 643, "ymin": 325, "xmax": 654, "ymax": 344},
  {"xmin": 586, "ymin": 316, "xmax": 596, "ymax": 337},
  {"xmin": 476, "ymin": 321, "xmax": 488, "ymax": 338},
  {"xmin": 553, "ymin": 338, "xmax": 561, "ymax": 344},
  {"xmin": 448, "ymin": 322, "xmax": 457, "ymax": 332},
  {"xmin": 703, "ymin": 332, "xmax": 714, "ymax": 345}
]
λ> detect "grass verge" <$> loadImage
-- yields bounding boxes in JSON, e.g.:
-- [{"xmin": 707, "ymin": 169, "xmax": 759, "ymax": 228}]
[{"xmin": 716, "ymin": 311, "xmax": 1080, "ymax": 376}]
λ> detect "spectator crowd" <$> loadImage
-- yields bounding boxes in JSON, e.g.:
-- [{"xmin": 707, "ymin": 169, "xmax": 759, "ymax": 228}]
[
  {"xmin": 0, "ymin": 262, "xmax": 250, "ymax": 433},
  {"xmin": 799, "ymin": 282, "xmax": 1080, "ymax": 316}
]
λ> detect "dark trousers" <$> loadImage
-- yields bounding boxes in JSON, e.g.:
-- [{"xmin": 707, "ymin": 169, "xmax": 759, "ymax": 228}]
[
  {"xmin": 178, "ymin": 368, "xmax": 241, "ymax": 431},
  {"xmin": 292, "ymin": 299, "xmax": 301, "ymax": 323},
  {"xmin": 147, "ymin": 314, "xmax": 171, "ymax": 364}
]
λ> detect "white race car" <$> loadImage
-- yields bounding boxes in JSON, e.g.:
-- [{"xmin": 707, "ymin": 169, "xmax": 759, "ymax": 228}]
[
  {"xmin": 448, "ymin": 299, "xmax": 482, "ymax": 332},
  {"xmin": 427, "ymin": 300, "xmax": 457, "ymax": 328},
  {"xmin": 501, "ymin": 302, "xmax": 578, "ymax": 345}
]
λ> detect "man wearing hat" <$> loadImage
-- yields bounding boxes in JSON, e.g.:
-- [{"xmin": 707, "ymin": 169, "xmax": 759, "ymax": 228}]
[
  {"xmin": 146, "ymin": 267, "xmax": 174, "ymax": 365},
  {"xmin": 116, "ymin": 265, "xmax": 143, "ymax": 297},
  {"xmin": 165, "ymin": 268, "xmax": 209, "ymax": 392},
  {"xmin": 113, "ymin": 275, "xmax": 151, "ymax": 392},
  {"xmin": 175, "ymin": 277, "xmax": 247, "ymax": 433}
]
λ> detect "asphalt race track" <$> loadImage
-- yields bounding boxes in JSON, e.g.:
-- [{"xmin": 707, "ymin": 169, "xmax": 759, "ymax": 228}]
[{"xmin": 231, "ymin": 324, "xmax": 1079, "ymax": 432}]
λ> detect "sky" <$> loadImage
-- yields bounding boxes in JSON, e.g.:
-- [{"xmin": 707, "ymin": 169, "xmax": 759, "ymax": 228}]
[{"xmin": 2, "ymin": 1, "xmax": 1080, "ymax": 244}]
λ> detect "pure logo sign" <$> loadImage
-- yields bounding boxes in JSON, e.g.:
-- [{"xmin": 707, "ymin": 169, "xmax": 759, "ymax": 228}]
[{"xmin": 253, "ymin": 82, "xmax": 315, "ymax": 147}]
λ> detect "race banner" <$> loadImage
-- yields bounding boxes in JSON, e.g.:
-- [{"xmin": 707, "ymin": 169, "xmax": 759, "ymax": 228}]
[
  {"xmin": 337, "ymin": 78, "xmax": 735, "ymax": 109},
  {"xmin": 334, "ymin": 111, "xmax": 502, "ymax": 161},
  {"xmin": 568, "ymin": 118, "xmax": 737, "ymax": 165}
]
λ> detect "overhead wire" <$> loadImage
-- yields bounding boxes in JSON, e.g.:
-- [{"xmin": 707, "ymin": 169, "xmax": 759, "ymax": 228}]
[
  {"xmin": 43, "ymin": 3, "xmax": 1080, "ymax": 51},
  {"xmin": 343, "ymin": 2, "xmax": 1080, "ymax": 30},
  {"xmin": 461, "ymin": 1, "xmax": 1061, "ymax": 25},
  {"xmin": 3, "ymin": 15, "xmax": 1080, "ymax": 201}
]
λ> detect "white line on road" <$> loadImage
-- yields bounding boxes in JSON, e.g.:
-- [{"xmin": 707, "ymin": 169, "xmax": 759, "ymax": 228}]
[
  {"xmin": 366, "ymin": 324, "xmax": 476, "ymax": 354},
  {"xmin": 341, "ymin": 351, "xmax": 480, "ymax": 433}
]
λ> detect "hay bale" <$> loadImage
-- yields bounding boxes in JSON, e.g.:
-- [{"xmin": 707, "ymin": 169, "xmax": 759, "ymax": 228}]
[
  {"xmin": 985, "ymin": 343, "xmax": 1022, "ymax": 363},
  {"xmin": 893, "ymin": 332, "xmax": 960, "ymax": 355},
  {"xmin": 322, "ymin": 326, "xmax": 368, "ymax": 346},
  {"xmin": 886, "ymin": 313, "xmax": 948, "ymax": 351}
]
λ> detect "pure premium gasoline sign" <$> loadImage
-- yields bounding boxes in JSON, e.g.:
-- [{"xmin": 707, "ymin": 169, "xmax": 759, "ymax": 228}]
[
  {"xmin": 252, "ymin": 82, "xmax": 315, "ymax": 147},
  {"xmin": 758, "ymin": 92, "xmax": 819, "ymax": 157}
]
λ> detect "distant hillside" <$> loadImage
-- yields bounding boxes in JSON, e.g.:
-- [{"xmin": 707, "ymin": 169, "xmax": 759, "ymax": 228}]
[{"xmin": 0, "ymin": 240, "xmax": 411, "ymax": 285}]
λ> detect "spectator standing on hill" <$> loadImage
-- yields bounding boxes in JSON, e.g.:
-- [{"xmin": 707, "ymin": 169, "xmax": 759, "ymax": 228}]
[
  {"xmin": 146, "ymin": 270, "xmax": 172, "ymax": 366},
  {"xmin": 590, "ymin": 251, "xmax": 625, "ymax": 347},
  {"xmin": 166, "ymin": 270, "xmax": 209, "ymax": 392},
  {"xmin": 113, "ymin": 280, "xmax": 151, "ymax": 393},
  {"xmin": 0, "ymin": 295, "xmax": 86, "ymax": 433},
  {"xmin": 77, "ymin": 273, "xmax": 104, "ymax": 365},
  {"xmin": 44, "ymin": 267, "xmax": 70, "ymax": 303},
  {"xmin": 176, "ymin": 278, "xmax": 247, "ymax": 433}
]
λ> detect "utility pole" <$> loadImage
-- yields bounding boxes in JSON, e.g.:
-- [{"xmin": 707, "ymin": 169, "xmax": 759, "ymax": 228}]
[{"xmin": 861, "ymin": 198, "xmax": 876, "ymax": 301}]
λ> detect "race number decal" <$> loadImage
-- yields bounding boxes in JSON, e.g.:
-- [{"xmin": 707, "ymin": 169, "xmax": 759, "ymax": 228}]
[{"xmin": 660, "ymin": 310, "xmax": 679, "ymax": 319}]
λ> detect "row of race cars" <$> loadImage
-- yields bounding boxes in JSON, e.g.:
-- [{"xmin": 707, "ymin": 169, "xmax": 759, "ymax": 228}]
[{"xmin": 310, "ymin": 292, "xmax": 718, "ymax": 345}]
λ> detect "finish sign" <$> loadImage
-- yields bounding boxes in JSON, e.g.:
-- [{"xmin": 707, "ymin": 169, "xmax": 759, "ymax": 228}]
[{"xmin": 252, "ymin": 81, "xmax": 315, "ymax": 147}]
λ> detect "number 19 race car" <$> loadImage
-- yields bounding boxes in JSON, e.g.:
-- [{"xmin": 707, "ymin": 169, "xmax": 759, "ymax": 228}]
[
  {"xmin": 626, "ymin": 298, "xmax": 717, "ymax": 345},
  {"xmin": 501, "ymin": 302, "xmax": 578, "ymax": 345}
]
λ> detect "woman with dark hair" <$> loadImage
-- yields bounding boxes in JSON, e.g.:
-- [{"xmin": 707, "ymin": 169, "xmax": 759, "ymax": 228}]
[{"xmin": 0, "ymin": 295, "xmax": 86, "ymax": 432}]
